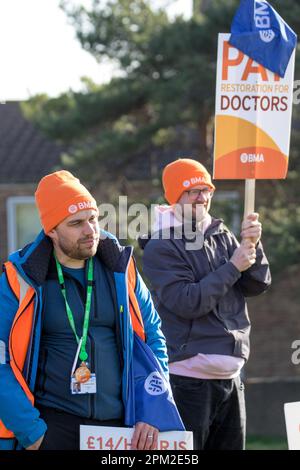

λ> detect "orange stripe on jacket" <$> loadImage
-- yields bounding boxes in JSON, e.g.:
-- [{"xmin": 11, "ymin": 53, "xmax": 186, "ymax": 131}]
[
  {"xmin": 127, "ymin": 258, "xmax": 145, "ymax": 341},
  {"xmin": 5, "ymin": 262, "xmax": 20, "ymax": 299},
  {"xmin": 0, "ymin": 263, "xmax": 35, "ymax": 439}
]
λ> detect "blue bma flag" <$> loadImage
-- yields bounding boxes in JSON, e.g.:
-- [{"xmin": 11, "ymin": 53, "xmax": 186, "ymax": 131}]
[
  {"xmin": 125, "ymin": 333, "xmax": 185, "ymax": 431},
  {"xmin": 229, "ymin": 0, "xmax": 297, "ymax": 78}
]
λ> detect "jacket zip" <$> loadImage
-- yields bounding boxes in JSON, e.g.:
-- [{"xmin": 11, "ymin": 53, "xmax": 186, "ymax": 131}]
[
  {"xmin": 119, "ymin": 302, "xmax": 130, "ymax": 401},
  {"xmin": 123, "ymin": 248, "xmax": 134, "ymax": 402},
  {"xmin": 25, "ymin": 292, "xmax": 40, "ymax": 384}
]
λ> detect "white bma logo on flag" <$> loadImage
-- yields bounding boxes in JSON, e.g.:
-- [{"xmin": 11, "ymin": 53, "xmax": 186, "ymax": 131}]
[
  {"xmin": 144, "ymin": 372, "xmax": 167, "ymax": 396},
  {"xmin": 259, "ymin": 30, "xmax": 275, "ymax": 43}
]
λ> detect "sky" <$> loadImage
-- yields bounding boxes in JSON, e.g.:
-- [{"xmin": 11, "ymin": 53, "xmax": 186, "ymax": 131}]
[{"xmin": 0, "ymin": 0, "xmax": 193, "ymax": 101}]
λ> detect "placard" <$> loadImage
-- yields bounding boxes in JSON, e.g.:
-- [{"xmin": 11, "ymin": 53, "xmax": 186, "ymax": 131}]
[
  {"xmin": 80, "ymin": 425, "xmax": 193, "ymax": 450},
  {"xmin": 214, "ymin": 33, "xmax": 295, "ymax": 179}
]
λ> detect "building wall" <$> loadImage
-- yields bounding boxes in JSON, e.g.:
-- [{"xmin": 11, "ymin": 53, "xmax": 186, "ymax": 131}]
[
  {"xmin": 0, "ymin": 184, "xmax": 36, "ymax": 264},
  {"xmin": 246, "ymin": 377, "xmax": 300, "ymax": 438},
  {"xmin": 245, "ymin": 269, "xmax": 300, "ymax": 437},
  {"xmin": 246, "ymin": 265, "xmax": 300, "ymax": 379}
]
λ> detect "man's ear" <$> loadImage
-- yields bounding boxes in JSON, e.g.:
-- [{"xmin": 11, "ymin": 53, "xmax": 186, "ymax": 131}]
[{"xmin": 47, "ymin": 228, "xmax": 57, "ymax": 242}]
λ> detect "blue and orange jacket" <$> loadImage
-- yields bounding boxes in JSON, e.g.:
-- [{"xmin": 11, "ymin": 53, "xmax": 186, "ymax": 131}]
[{"xmin": 0, "ymin": 230, "xmax": 168, "ymax": 450}]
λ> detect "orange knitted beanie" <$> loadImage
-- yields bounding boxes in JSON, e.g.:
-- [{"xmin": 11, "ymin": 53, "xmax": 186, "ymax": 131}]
[
  {"xmin": 162, "ymin": 158, "xmax": 215, "ymax": 204},
  {"xmin": 35, "ymin": 170, "xmax": 98, "ymax": 233}
]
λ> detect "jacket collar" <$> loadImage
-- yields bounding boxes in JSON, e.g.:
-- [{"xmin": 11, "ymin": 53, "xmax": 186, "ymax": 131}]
[
  {"xmin": 204, "ymin": 218, "xmax": 229, "ymax": 237},
  {"xmin": 9, "ymin": 230, "xmax": 132, "ymax": 286}
]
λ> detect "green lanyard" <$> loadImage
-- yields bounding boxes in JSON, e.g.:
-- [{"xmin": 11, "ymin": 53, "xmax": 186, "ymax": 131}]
[{"xmin": 55, "ymin": 255, "xmax": 94, "ymax": 363}]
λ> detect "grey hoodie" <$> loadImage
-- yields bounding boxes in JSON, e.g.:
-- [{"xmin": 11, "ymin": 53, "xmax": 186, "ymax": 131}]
[{"xmin": 141, "ymin": 215, "xmax": 271, "ymax": 363}]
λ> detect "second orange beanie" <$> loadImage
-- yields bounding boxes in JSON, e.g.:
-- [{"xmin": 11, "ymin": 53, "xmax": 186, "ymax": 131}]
[{"xmin": 162, "ymin": 158, "xmax": 215, "ymax": 204}]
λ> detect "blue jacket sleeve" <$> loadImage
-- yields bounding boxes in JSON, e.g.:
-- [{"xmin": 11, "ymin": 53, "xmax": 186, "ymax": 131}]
[
  {"xmin": 0, "ymin": 272, "xmax": 47, "ymax": 449},
  {"xmin": 134, "ymin": 270, "xmax": 169, "ymax": 377}
]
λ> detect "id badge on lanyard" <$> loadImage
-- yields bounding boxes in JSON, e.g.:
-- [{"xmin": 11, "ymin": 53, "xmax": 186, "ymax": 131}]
[{"xmin": 70, "ymin": 337, "xmax": 97, "ymax": 395}]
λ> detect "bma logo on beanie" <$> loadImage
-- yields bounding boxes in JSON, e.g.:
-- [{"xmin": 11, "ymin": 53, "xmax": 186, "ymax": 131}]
[
  {"xmin": 162, "ymin": 158, "xmax": 215, "ymax": 205},
  {"xmin": 68, "ymin": 201, "xmax": 94, "ymax": 214},
  {"xmin": 182, "ymin": 176, "xmax": 206, "ymax": 188},
  {"xmin": 68, "ymin": 204, "xmax": 78, "ymax": 214},
  {"xmin": 35, "ymin": 170, "xmax": 98, "ymax": 234}
]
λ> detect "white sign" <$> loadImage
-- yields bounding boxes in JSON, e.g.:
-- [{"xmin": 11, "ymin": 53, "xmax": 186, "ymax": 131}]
[
  {"xmin": 80, "ymin": 425, "xmax": 193, "ymax": 450},
  {"xmin": 214, "ymin": 33, "xmax": 295, "ymax": 180},
  {"xmin": 284, "ymin": 401, "xmax": 300, "ymax": 450}
]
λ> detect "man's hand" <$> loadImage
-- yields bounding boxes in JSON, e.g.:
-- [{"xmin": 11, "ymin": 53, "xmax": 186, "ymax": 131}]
[
  {"xmin": 230, "ymin": 240, "xmax": 256, "ymax": 272},
  {"xmin": 26, "ymin": 434, "xmax": 45, "ymax": 450},
  {"xmin": 131, "ymin": 422, "xmax": 159, "ymax": 450},
  {"xmin": 240, "ymin": 212, "xmax": 262, "ymax": 246}
]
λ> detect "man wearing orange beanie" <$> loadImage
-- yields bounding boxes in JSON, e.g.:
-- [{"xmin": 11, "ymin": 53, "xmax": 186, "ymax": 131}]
[
  {"xmin": 0, "ymin": 170, "xmax": 172, "ymax": 450},
  {"xmin": 142, "ymin": 158, "xmax": 271, "ymax": 450}
]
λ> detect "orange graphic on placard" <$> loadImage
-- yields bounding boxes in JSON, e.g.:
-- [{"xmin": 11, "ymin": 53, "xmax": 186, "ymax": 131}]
[{"xmin": 214, "ymin": 115, "xmax": 288, "ymax": 179}]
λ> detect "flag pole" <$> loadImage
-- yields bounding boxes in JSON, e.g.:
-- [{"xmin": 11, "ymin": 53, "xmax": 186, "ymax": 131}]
[{"xmin": 244, "ymin": 179, "xmax": 256, "ymax": 219}]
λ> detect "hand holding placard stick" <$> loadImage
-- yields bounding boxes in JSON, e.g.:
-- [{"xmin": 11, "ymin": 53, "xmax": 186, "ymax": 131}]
[
  {"xmin": 230, "ymin": 181, "xmax": 258, "ymax": 272},
  {"xmin": 241, "ymin": 179, "xmax": 262, "ymax": 249},
  {"xmin": 240, "ymin": 179, "xmax": 259, "ymax": 270}
]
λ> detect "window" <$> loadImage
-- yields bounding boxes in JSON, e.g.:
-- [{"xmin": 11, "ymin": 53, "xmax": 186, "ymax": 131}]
[{"xmin": 6, "ymin": 196, "xmax": 41, "ymax": 254}]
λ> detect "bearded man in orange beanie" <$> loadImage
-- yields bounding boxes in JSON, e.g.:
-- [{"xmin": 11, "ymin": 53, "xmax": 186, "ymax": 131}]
[
  {"xmin": 0, "ymin": 170, "xmax": 174, "ymax": 450},
  {"xmin": 141, "ymin": 158, "xmax": 271, "ymax": 450}
]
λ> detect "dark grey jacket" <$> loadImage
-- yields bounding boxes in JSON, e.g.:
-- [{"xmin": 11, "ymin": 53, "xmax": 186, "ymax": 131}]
[{"xmin": 142, "ymin": 219, "xmax": 271, "ymax": 363}]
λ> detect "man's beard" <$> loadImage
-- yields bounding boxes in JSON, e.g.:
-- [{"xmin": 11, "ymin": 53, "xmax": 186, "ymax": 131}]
[
  {"xmin": 57, "ymin": 236, "xmax": 99, "ymax": 260},
  {"xmin": 192, "ymin": 204, "xmax": 207, "ymax": 222},
  {"xmin": 174, "ymin": 203, "xmax": 208, "ymax": 225},
  {"xmin": 181, "ymin": 204, "xmax": 208, "ymax": 223}
]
